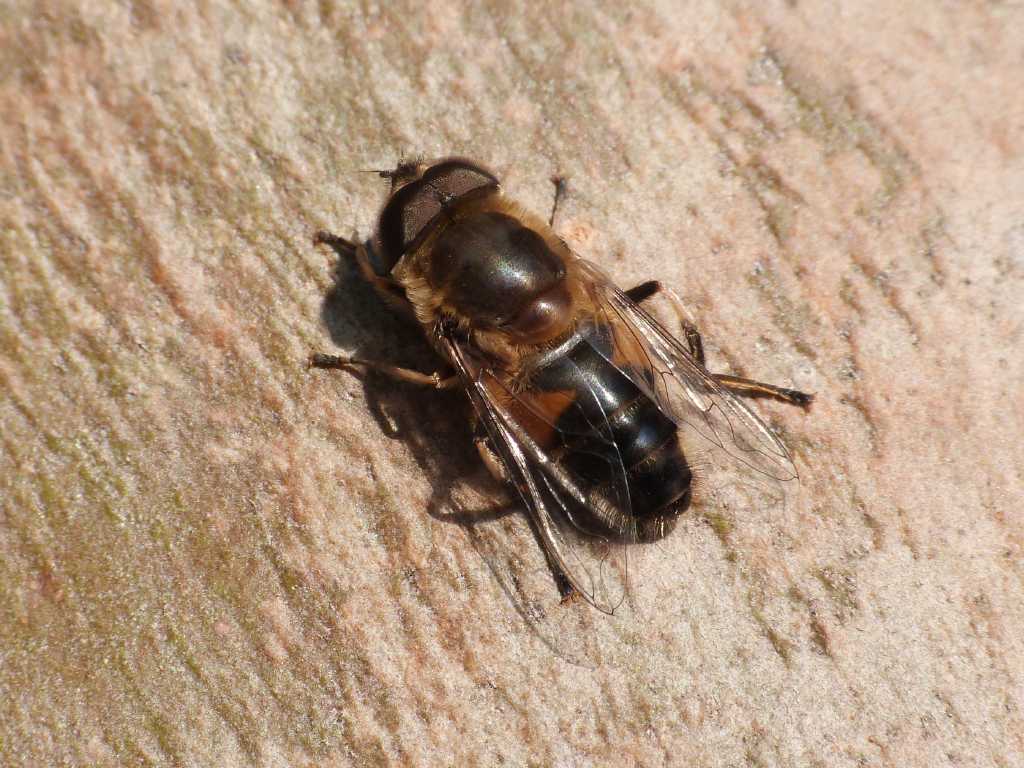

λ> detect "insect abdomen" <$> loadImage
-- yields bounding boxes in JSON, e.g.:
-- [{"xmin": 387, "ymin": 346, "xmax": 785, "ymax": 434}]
[{"xmin": 528, "ymin": 322, "xmax": 692, "ymax": 533}]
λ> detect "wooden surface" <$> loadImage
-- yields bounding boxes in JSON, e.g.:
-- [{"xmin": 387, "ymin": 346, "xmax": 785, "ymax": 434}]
[{"xmin": 2, "ymin": 2, "xmax": 1022, "ymax": 766}]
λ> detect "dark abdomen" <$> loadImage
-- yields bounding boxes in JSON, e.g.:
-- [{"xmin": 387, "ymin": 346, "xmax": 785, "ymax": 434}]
[{"xmin": 524, "ymin": 321, "xmax": 692, "ymax": 539}]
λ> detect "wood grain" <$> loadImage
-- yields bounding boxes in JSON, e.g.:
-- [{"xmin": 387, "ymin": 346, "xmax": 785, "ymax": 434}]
[{"xmin": 1, "ymin": 2, "xmax": 1022, "ymax": 766}]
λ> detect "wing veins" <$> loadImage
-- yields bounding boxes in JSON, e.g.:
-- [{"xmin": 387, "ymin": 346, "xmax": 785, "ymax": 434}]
[
  {"xmin": 578, "ymin": 264, "xmax": 798, "ymax": 482},
  {"xmin": 440, "ymin": 330, "xmax": 627, "ymax": 614}
]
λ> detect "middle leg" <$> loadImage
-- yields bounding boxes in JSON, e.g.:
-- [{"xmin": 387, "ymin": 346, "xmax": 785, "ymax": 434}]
[
  {"xmin": 314, "ymin": 230, "xmax": 408, "ymax": 307},
  {"xmin": 309, "ymin": 353, "xmax": 458, "ymax": 389}
]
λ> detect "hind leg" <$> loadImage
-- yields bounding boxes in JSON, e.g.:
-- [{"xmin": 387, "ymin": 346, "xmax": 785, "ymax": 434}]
[
  {"xmin": 625, "ymin": 280, "xmax": 813, "ymax": 407},
  {"xmin": 710, "ymin": 373, "xmax": 813, "ymax": 407}
]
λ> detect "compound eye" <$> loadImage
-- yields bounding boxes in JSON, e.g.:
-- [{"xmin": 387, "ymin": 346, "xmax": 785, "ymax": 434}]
[
  {"xmin": 422, "ymin": 160, "xmax": 499, "ymax": 204},
  {"xmin": 397, "ymin": 194, "xmax": 444, "ymax": 255},
  {"xmin": 377, "ymin": 159, "xmax": 500, "ymax": 268}
]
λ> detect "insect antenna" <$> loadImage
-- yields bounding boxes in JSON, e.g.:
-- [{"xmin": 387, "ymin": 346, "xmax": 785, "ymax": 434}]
[{"xmin": 360, "ymin": 155, "xmax": 426, "ymax": 189}]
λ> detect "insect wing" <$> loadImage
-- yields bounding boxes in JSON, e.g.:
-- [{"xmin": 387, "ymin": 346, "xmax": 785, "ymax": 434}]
[
  {"xmin": 440, "ymin": 331, "xmax": 631, "ymax": 615},
  {"xmin": 577, "ymin": 262, "xmax": 800, "ymax": 524}
]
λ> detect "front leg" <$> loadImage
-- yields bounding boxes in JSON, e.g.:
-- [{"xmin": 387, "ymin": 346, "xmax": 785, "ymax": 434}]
[
  {"xmin": 548, "ymin": 175, "xmax": 569, "ymax": 229},
  {"xmin": 314, "ymin": 230, "xmax": 408, "ymax": 308}
]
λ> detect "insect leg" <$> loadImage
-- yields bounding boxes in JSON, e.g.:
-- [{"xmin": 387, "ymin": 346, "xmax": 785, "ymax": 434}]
[
  {"xmin": 474, "ymin": 432, "xmax": 509, "ymax": 484},
  {"xmin": 313, "ymin": 229, "xmax": 358, "ymax": 257},
  {"xmin": 712, "ymin": 374, "xmax": 813, "ymax": 408},
  {"xmin": 625, "ymin": 280, "xmax": 706, "ymax": 364},
  {"xmin": 309, "ymin": 353, "xmax": 459, "ymax": 389},
  {"xmin": 555, "ymin": 573, "xmax": 578, "ymax": 602},
  {"xmin": 624, "ymin": 280, "xmax": 661, "ymax": 304},
  {"xmin": 625, "ymin": 280, "xmax": 811, "ymax": 404},
  {"xmin": 314, "ymin": 230, "xmax": 407, "ymax": 305},
  {"xmin": 548, "ymin": 176, "xmax": 568, "ymax": 228}
]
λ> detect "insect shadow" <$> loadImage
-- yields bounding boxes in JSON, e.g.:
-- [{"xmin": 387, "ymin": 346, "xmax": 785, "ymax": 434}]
[
  {"xmin": 316, "ymin": 238, "xmax": 515, "ymax": 527},
  {"xmin": 315, "ymin": 240, "xmax": 603, "ymax": 664}
]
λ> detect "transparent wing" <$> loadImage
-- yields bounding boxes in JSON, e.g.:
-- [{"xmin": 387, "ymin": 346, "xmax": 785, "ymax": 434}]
[
  {"xmin": 439, "ymin": 328, "xmax": 632, "ymax": 615},
  {"xmin": 438, "ymin": 262, "xmax": 802, "ymax": 615},
  {"xmin": 576, "ymin": 261, "xmax": 801, "ymax": 523}
]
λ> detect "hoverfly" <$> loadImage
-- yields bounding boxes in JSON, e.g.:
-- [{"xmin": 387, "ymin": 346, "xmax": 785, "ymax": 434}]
[{"xmin": 311, "ymin": 158, "xmax": 812, "ymax": 614}]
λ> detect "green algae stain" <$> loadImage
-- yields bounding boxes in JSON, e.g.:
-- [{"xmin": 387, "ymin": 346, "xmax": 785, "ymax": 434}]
[
  {"xmin": 703, "ymin": 512, "xmax": 737, "ymax": 563},
  {"xmin": 751, "ymin": 606, "xmax": 792, "ymax": 665},
  {"xmin": 746, "ymin": 263, "xmax": 818, "ymax": 361},
  {"xmin": 756, "ymin": 49, "xmax": 917, "ymax": 222},
  {"xmin": 815, "ymin": 566, "xmax": 859, "ymax": 621}
]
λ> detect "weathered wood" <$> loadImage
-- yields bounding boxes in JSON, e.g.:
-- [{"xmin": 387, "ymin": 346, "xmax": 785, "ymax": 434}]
[{"xmin": 1, "ymin": 2, "xmax": 1021, "ymax": 765}]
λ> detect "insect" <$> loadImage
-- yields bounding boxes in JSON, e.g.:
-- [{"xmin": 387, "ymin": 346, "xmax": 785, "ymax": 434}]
[{"xmin": 311, "ymin": 157, "xmax": 812, "ymax": 613}]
